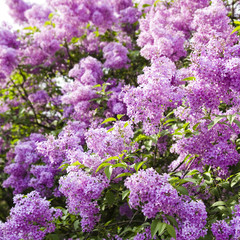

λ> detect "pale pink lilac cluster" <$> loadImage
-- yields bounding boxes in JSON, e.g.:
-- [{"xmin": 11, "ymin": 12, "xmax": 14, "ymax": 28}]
[
  {"xmin": 103, "ymin": 42, "xmax": 130, "ymax": 70},
  {"xmin": 137, "ymin": 0, "xmax": 209, "ymax": 61}
]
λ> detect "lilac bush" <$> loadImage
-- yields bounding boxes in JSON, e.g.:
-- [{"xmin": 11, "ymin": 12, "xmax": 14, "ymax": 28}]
[{"xmin": 1, "ymin": 0, "xmax": 240, "ymax": 239}]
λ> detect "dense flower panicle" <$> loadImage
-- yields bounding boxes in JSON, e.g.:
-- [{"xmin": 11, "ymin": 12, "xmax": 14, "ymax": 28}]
[
  {"xmin": 176, "ymin": 200, "xmax": 207, "ymax": 239},
  {"xmin": 0, "ymin": 191, "xmax": 61, "ymax": 240},
  {"xmin": 0, "ymin": 25, "xmax": 19, "ymax": 49},
  {"xmin": 211, "ymin": 220, "xmax": 233, "ymax": 240},
  {"xmin": 37, "ymin": 121, "xmax": 86, "ymax": 166},
  {"xmin": 125, "ymin": 168, "xmax": 178, "ymax": 218},
  {"xmin": 0, "ymin": 25, "xmax": 20, "ymax": 85},
  {"xmin": 137, "ymin": 0, "xmax": 209, "ymax": 61},
  {"xmin": 230, "ymin": 204, "xmax": 240, "ymax": 239},
  {"xmin": 5, "ymin": 0, "xmax": 32, "ymax": 24},
  {"xmin": 103, "ymin": 42, "xmax": 130, "ymax": 69},
  {"xmin": 125, "ymin": 169, "xmax": 207, "ymax": 239},
  {"xmin": 124, "ymin": 57, "xmax": 183, "ymax": 134},
  {"xmin": 170, "ymin": 120, "xmax": 240, "ymax": 175},
  {"xmin": 20, "ymin": 27, "xmax": 61, "ymax": 67},
  {"xmin": 107, "ymin": 81, "xmax": 127, "ymax": 115},
  {"xmin": 24, "ymin": 4, "xmax": 51, "ymax": 27},
  {"xmin": 86, "ymin": 121, "xmax": 136, "ymax": 158},
  {"xmin": 3, "ymin": 134, "xmax": 46, "ymax": 194},
  {"xmin": 28, "ymin": 90, "xmax": 50, "ymax": 107},
  {"xmin": 211, "ymin": 204, "xmax": 240, "ymax": 239},
  {"xmin": 59, "ymin": 169, "xmax": 108, "ymax": 232},
  {"xmin": 62, "ymin": 56, "xmax": 104, "ymax": 122},
  {"xmin": 68, "ymin": 57, "xmax": 103, "ymax": 85}
]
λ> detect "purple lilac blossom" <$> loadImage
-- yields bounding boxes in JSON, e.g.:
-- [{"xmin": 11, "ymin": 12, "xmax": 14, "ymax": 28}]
[{"xmin": 0, "ymin": 191, "xmax": 62, "ymax": 240}]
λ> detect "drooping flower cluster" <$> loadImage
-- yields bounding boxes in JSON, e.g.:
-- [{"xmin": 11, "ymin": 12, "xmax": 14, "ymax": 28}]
[
  {"xmin": 211, "ymin": 204, "xmax": 240, "ymax": 239},
  {"xmin": 3, "ymin": 134, "xmax": 46, "ymax": 194},
  {"xmin": 137, "ymin": 0, "xmax": 209, "ymax": 61},
  {"xmin": 59, "ymin": 169, "xmax": 108, "ymax": 232},
  {"xmin": 124, "ymin": 57, "xmax": 183, "ymax": 134},
  {"xmin": 0, "ymin": 191, "xmax": 62, "ymax": 240},
  {"xmin": 0, "ymin": 25, "xmax": 19, "ymax": 86},
  {"xmin": 86, "ymin": 121, "xmax": 136, "ymax": 158},
  {"xmin": 125, "ymin": 168, "xmax": 208, "ymax": 239},
  {"xmin": 103, "ymin": 42, "xmax": 130, "ymax": 69},
  {"xmin": 62, "ymin": 56, "xmax": 103, "ymax": 123}
]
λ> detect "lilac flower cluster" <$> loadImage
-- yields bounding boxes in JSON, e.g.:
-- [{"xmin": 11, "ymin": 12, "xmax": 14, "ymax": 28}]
[
  {"xmin": 125, "ymin": 168, "xmax": 207, "ymax": 239},
  {"xmin": 170, "ymin": 120, "xmax": 240, "ymax": 176},
  {"xmin": 59, "ymin": 169, "xmax": 108, "ymax": 232},
  {"xmin": 133, "ymin": 227, "xmax": 156, "ymax": 240},
  {"xmin": 0, "ymin": 191, "xmax": 61, "ymax": 240},
  {"xmin": 86, "ymin": 121, "xmax": 136, "ymax": 158},
  {"xmin": 5, "ymin": 0, "xmax": 32, "ymax": 24},
  {"xmin": 0, "ymin": 25, "xmax": 19, "ymax": 86},
  {"xmin": 62, "ymin": 56, "xmax": 103, "ymax": 123},
  {"xmin": 211, "ymin": 204, "xmax": 240, "ymax": 239},
  {"xmin": 137, "ymin": 0, "xmax": 209, "ymax": 61},
  {"xmin": 124, "ymin": 57, "xmax": 183, "ymax": 134},
  {"xmin": 3, "ymin": 134, "xmax": 46, "ymax": 194},
  {"xmin": 103, "ymin": 42, "xmax": 130, "ymax": 69}
]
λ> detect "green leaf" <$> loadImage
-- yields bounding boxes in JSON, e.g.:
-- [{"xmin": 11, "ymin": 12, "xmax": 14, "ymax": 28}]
[
  {"xmin": 166, "ymin": 224, "xmax": 176, "ymax": 239},
  {"xmin": 92, "ymin": 84, "xmax": 101, "ymax": 88},
  {"xmin": 233, "ymin": 119, "xmax": 240, "ymax": 129},
  {"xmin": 231, "ymin": 174, "xmax": 240, "ymax": 187},
  {"xmin": 211, "ymin": 201, "xmax": 226, "ymax": 208},
  {"xmin": 104, "ymin": 166, "xmax": 113, "ymax": 180},
  {"xmin": 182, "ymin": 77, "xmax": 196, "ymax": 81},
  {"xmin": 158, "ymin": 223, "xmax": 167, "ymax": 236},
  {"xmin": 96, "ymin": 163, "xmax": 112, "ymax": 173},
  {"xmin": 58, "ymin": 163, "xmax": 69, "ymax": 170},
  {"xmin": 117, "ymin": 114, "xmax": 125, "ymax": 120},
  {"xmin": 193, "ymin": 122, "xmax": 200, "ymax": 131},
  {"xmin": 165, "ymin": 215, "xmax": 178, "ymax": 229},
  {"xmin": 101, "ymin": 118, "xmax": 116, "ymax": 124},
  {"xmin": 208, "ymin": 116, "xmax": 226, "ymax": 130},
  {"xmin": 112, "ymin": 163, "xmax": 128, "ymax": 169},
  {"xmin": 175, "ymin": 186, "xmax": 188, "ymax": 195},
  {"xmin": 134, "ymin": 161, "xmax": 147, "ymax": 172},
  {"xmin": 106, "ymin": 191, "xmax": 115, "ymax": 205},
  {"xmin": 151, "ymin": 219, "xmax": 164, "ymax": 238},
  {"xmin": 187, "ymin": 169, "xmax": 199, "ymax": 175},
  {"xmin": 227, "ymin": 114, "xmax": 236, "ymax": 124},
  {"xmin": 231, "ymin": 26, "xmax": 240, "ymax": 34},
  {"xmin": 70, "ymin": 161, "xmax": 85, "ymax": 168},
  {"xmin": 74, "ymin": 220, "xmax": 80, "ymax": 230},
  {"xmin": 234, "ymin": 20, "xmax": 240, "ymax": 25},
  {"xmin": 122, "ymin": 190, "xmax": 130, "ymax": 200},
  {"xmin": 107, "ymin": 127, "xmax": 115, "ymax": 133},
  {"xmin": 142, "ymin": 3, "xmax": 151, "ymax": 7},
  {"xmin": 114, "ymin": 172, "xmax": 132, "ymax": 179},
  {"xmin": 134, "ymin": 134, "xmax": 150, "ymax": 142},
  {"xmin": 124, "ymin": 122, "xmax": 129, "ymax": 128}
]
